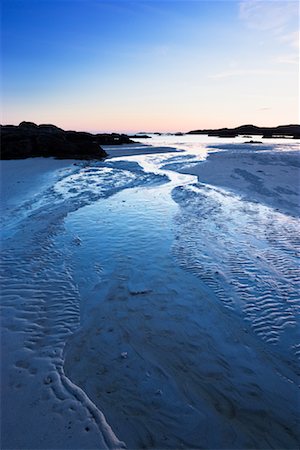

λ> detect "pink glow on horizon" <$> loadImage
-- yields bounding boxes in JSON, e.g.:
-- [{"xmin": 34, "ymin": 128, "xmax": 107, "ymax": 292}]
[{"xmin": 2, "ymin": 109, "xmax": 299, "ymax": 134}]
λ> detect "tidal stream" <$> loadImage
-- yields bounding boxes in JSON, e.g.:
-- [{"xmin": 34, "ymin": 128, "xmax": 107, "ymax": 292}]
[
  {"xmin": 60, "ymin": 150, "xmax": 299, "ymax": 449},
  {"xmin": 1, "ymin": 142, "xmax": 299, "ymax": 449}
]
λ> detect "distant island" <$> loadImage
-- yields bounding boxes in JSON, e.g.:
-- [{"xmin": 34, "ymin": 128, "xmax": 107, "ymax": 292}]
[
  {"xmin": 1, "ymin": 121, "xmax": 134, "ymax": 160},
  {"xmin": 2, "ymin": 122, "xmax": 299, "ymax": 160},
  {"xmin": 187, "ymin": 124, "xmax": 300, "ymax": 138}
]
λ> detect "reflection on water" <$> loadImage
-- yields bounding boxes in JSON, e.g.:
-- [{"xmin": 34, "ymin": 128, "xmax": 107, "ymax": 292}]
[
  {"xmin": 60, "ymin": 139, "xmax": 299, "ymax": 449},
  {"xmin": 2, "ymin": 135, "xmax": 299, "ymax": 449}
]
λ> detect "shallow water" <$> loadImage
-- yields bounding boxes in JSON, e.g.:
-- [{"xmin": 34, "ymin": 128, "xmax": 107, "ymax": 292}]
[
  {"xmin": 1, "ymin": 138, "xmax": 299, "ymax": 449},
  {"xmin": 60, "ymin": 147, "xmax": 299, "ymax": 448}
]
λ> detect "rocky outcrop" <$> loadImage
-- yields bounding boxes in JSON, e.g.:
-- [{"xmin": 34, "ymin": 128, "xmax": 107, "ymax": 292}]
[
  {"xmin": 129, "ymin": 134, "xmax": 151, "ymax": 139},
  {"xmin": 1, "ymin": 122, "xmax": 134, "ymax": 160},
  {"xmin": 187, "ymin": 124, "xmax": 300, "ymax": 139}
]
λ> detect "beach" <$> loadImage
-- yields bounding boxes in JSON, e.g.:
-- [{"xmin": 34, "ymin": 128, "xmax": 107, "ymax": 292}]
[
  {"xmin": 175, "ymin": 142, "xmax": 300, "ymax": 217},
  {"xmin": 1, "ymin": 136, "xmax": 299, "ymax": 449}
]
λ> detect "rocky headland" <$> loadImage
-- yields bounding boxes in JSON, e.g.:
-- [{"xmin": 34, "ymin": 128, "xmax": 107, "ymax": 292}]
[
  {"xmin": 1, "ymin": 122, "xmax": 134, "ymax": 160},
  {"xmin": 187, "ymin": 124, "xmax": 300, "ymax": 139}
]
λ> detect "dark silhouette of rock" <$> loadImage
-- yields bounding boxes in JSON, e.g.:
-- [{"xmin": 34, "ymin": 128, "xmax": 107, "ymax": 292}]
[
  {"xmin": 208, "ymin": 130, "xmax": 238, "ymax": 138},
  {"xmin": 38, "ymin": 124, "xmax": 65, "ymax": 134},
  {"xmin": 188, "ymin": 124, "xmax": 300, "ymax": 139},
  {"xmin": 1, "ymin": 122, "xmax": 134, "ymax": 160},
  {"xmin": 19, "ymin": 121, "xmax": 39, "ymax": 130},
  {"xmin": 129, "ymin": 134, "xmax": 151, "ymax": 139},
  {"xmin": 244, "ymin": 140, "xmax": 263, "ymax": 144}
]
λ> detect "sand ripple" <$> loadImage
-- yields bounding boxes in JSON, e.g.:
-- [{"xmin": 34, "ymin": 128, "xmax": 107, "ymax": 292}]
[
  {"xmin": 1, "ymin": 160, "xmax": 166, "ymax": 449},
  {"xmin": 172, "ymin": 183, "xmax": 300, "ymax": 364}
]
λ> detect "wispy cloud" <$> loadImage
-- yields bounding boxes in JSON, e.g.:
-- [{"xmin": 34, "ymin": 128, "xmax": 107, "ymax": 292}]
[
  {"xmin": 274, "ymin": 53, "xmax": 299, "ymax": 65},
  {"xmin": 239, "ymin": 0, "xmax": 298, "ymax": 34},
  {"xmin": 209, "ymin": 68, "xmax": 285, "ymax": 79},
  {"xmin": 279, "ymin": 31, "xmax": 299, "ymax": 49}
]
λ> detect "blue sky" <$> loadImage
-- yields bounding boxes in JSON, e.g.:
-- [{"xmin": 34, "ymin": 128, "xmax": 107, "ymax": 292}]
[{"xmin": 1, "ymin": 0, "xmax": 299, "ymax": 132}]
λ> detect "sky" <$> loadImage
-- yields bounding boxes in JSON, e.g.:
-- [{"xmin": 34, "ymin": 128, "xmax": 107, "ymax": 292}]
[{"xmin": 1, "ymin": 0, "xmax": 299, "ymax": 133}]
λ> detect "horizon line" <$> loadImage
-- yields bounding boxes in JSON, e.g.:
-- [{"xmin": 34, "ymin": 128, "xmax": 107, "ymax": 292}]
[{"xmin": 1, "ymin": 121, "xmax": 300, "ymax": 135}]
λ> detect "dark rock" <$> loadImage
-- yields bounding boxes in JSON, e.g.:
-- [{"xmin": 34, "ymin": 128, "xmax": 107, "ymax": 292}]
[
  {"xmin": 188, "ymin": 124, "xmax": 300, "ymax": 139},
  {"xmin": 94, "ymin": 133, "xmax": 133, "ymax": 145},
  {"xmin": 1, "ymin": 122, "xmax": 135, "ymax": 160},
  {"xmin": 209, "ymin": 131, "xmax": 238, "ymax": 138},
  {"xmin": 244, "ymin": 140, "xmax": 263, "ymax": 144},
  {"xmin": 38, "ymin": 124, "xmax": 64, "ymax": 133},
  {"xmin": 129, "ymin": 134, "xmax": 151, "ymax": 139},
  {"xmin": 19, "ymin": 121, "xmax": 39, "ymax": 130}
]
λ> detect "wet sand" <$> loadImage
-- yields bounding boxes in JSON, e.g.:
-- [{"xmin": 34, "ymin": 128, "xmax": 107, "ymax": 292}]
[
  {"xmin": 1, "ymin": 139, "xmax": 299, "ymax": 449},
  {"xmin": 174, "ymin": 143, "xmax": 300, "ymax": 217}
]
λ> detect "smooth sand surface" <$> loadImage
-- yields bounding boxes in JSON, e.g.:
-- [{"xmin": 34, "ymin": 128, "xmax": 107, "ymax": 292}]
[
  {"xmin": 175, "ymin": 145, "xmax": 300, "ymax": 217},
  {"xmin": 1, "ymin": 157, "xmax": 77, "ymax": 211}
]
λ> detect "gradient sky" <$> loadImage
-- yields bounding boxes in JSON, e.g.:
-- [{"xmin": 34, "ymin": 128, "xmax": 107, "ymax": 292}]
[{"xmin": 1, "ymin": 0, "xmax": 299, "ymax": 132}]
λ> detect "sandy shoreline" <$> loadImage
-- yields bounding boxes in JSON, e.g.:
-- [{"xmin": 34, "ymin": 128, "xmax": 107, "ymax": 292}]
[
  {"xmin": 1, "ymin": 140, "xmax": 299, "ymax": 449},
  {"xmin": 0, "ymin": 158, "xmax": 77, "ymax": 212},
  {"xmin": 171, "ymin": 144, "xmax": 300, "ymax": 217}
]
